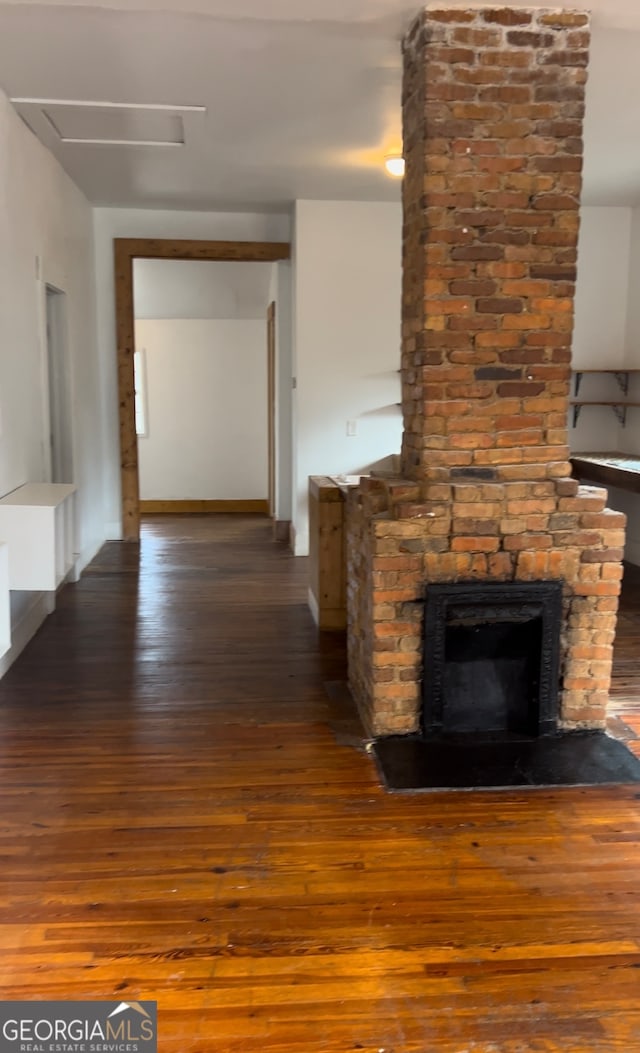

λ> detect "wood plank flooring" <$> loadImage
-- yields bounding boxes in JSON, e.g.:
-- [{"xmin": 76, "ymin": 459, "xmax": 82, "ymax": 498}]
[{"xmin": 0, "ymin": 515, "xmax": 639, "ymax": 1052}]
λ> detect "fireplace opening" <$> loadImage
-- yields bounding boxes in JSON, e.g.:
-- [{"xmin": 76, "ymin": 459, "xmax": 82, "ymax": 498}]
[{"xmin": 423, "ymin": 582, "xmax": 563, "ymax": 740}]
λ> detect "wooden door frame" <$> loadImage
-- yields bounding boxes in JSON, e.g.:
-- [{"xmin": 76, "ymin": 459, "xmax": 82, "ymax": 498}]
[{"xmin": 114, "ymin": 238, "xmax": 291, "ymax": 541}]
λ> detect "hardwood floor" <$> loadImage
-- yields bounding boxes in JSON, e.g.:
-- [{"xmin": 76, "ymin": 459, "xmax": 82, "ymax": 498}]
[{"xmin": 0, "ymin": 515, "xmax": 639, "ymax": 1052}]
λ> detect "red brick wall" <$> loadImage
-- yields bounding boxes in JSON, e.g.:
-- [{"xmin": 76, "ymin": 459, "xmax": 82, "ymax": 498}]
[
  {"xmin": 346, "ymin": 8, "xmax": 627, "ymax": 738},
  {"xmin": 401, "ymin": 6, "xmax": 587, "ymax": 483}
]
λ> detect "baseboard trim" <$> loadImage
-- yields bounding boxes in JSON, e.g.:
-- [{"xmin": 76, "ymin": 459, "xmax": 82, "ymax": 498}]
[
  {"xmin": 140, "ymin": 500, "xmax": 269, "ymax": 515},
  {"xmin": 307, "ymin": 587, "xmax": 347, "ymax": 630},
  {"xmin": 0, "ymin": 592, "xmax": 54, "ymax": 679},
  {"xmin": 273, "ymin": 519, "xmax": 291, "ymax": 542},
  {"xmin": 75, "ymin": 536, "xmax": 105, "ymax": 580},
  {"xmin": 307, "ymin": 587, "xmax": 320, "ymax": 627}
]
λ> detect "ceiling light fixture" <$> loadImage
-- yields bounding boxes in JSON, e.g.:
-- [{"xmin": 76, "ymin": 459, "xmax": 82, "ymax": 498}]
[{"xmin": 384, "ymin": 155, "xmax": 405, "ymax": 178}]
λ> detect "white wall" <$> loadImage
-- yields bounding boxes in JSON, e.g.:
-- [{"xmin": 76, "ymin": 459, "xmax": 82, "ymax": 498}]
[
  {"xmin": 0, "ymin": 88, "xmax": 104, "ymax": 671},
  {"xmin": 292, "ymin": 200, "xmax": 403, "ymax": 555},
  {"xmin": 571, "ymin": 205, "xmax": 640, "ymax": 563},
  {"xmin": 571, "ymin": 206, "xmax": 632, "ymax": 453},
  {"xmin": 136, "ymin": 319, "xmax": 267, "ymax": 501},
  {"xmin": 625, "ymin": 207, "xmax": 640, "ymax": 363},
  {"xmin": 268, "ymin": 260, "xmax": 294, "ymax": 526},
  {"xmin": 134, "ymin": 258, "xmax": 273, "ymax": 320},
  {"xmin": 573, "ymin": 207, "xmax": 631, "ymax": 370},
  {"xmin": 93, "ymin": 207, "xmax": 291, "ymax": 535},
  {"xmin": 617, "ymin": 205, "xmax": 640, "ymax": 562}
]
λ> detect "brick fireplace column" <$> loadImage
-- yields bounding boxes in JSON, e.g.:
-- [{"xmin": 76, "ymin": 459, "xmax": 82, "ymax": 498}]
[{"xmin": 346, "ymin": 7, "xmax": 626, "ymax": 737}]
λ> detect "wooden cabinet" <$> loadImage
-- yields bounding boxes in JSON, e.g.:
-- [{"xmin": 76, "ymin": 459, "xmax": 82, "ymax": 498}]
[{"xmin": 308, "ymin": 476, "xmax": 348, "ymax": 630}]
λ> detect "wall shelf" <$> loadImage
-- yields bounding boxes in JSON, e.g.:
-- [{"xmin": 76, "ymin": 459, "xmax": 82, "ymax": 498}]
[
  {"xmin": 573, "ymin": 369, "xmax": 640, "ymax": 397},
  {"xmin": 571, "ymin": 370, "xmax": 640, "ymax": 426},
  {"xmin": 570, "ymin": 400, "xmax": 640, "ymax": 426},
  {"xmin": 0, "ymin": 483, "xmax": 77, "ymax": 591}
]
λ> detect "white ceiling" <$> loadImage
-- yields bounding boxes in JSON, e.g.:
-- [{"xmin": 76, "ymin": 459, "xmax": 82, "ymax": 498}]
[{"xmin": 1, "ymin": 0, "xmax": 640, "ymax": 211}]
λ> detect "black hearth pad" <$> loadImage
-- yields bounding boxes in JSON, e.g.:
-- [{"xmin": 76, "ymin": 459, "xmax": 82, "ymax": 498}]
[{"xmin": 373, "ymin": 732, "xmax": 640, "ymax": 792}]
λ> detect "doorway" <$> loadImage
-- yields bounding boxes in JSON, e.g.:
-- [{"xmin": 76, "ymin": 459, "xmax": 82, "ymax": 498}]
[
  {"xmin": 133, "ymin": 258, "xmax": 273, "ymax": 516},
  {"xmin": 114, "ymin": 238, "xmax": 290, "ymax": 540}
]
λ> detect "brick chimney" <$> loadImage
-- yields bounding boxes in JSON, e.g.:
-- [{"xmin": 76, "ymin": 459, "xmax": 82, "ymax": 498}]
[{"xmin": 346, "ymin": 8, "xmax": 626, "ymax": 737}]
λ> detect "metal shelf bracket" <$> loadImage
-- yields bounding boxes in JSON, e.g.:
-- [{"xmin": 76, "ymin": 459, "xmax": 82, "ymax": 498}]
[
  {"xmin": 614, "ymin": 371, "xmax": 630, "ymax": 396},
  {"xmin": 613, "ymin": 404, "xmax": 628, "ymax": 426}
]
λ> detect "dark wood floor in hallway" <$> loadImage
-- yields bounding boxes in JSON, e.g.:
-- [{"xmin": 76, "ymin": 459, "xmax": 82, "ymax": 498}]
[{"xmin": 0, "ymin": 515, "xmax": 639, "ymax": 1053}]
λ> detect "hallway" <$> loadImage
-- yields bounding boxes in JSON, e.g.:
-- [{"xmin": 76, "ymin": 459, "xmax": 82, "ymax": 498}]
[{"xmin": 0, "ymin": 517, "xmax": 639, "ymax": 1052}]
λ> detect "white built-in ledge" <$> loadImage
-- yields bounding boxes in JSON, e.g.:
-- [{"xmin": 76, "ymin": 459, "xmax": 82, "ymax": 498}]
[
  {"xmin": 0, "ymin": 542, "xmax": 9, "ymax": 657},
  {"xmin": 0, "ymin": 483, "xmax": 77, "ymax": 591}
]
